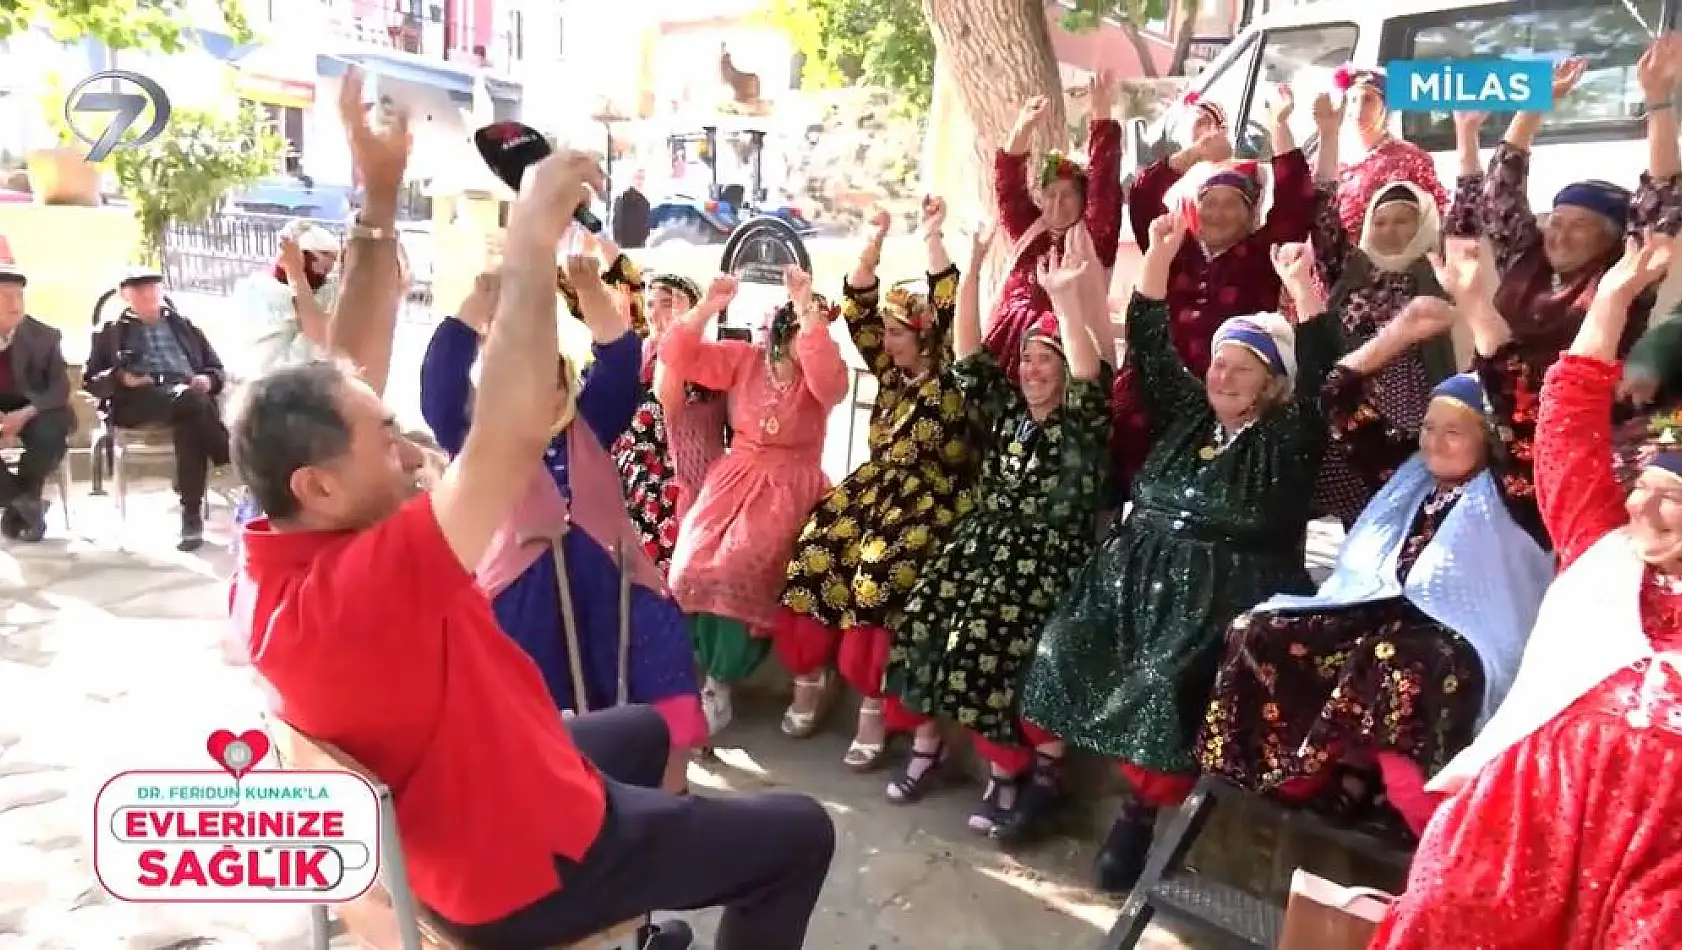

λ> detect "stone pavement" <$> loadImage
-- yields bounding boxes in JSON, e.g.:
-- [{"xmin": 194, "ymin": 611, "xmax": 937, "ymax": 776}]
[{"xmin": 0, "ymin": 480, "xmax": 1202, "ymax": 950}]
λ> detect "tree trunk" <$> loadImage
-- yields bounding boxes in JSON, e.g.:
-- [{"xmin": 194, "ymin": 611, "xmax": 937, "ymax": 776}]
[
  {"xmin": 921, "ymin": 0, "xmax": 1066, "ymax": 302},
  {"xmin": 1120, "ymin": 22, "xmax": 1160, "ymax": 79},
  {"xmin": 1168, "ymin": 0, "xmax": 1201, "ymax": 76}
]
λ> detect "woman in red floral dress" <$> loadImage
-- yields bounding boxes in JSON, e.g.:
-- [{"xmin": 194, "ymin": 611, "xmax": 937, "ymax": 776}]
[
  {"xmin": 984, "ymin": 72, "xmax": 1124, "ymax": 379},
  {"xmin": 1327, "ymin": 66, "xmax": 1448, "ymax": 243},
  {"xmin": 1370, "ymin": 232, "xmax": 1680, "ymax": 950},
  {"xmin": 1109, "ymin": 83, "xmax": 1316, "ymax": 497},
  {"xmin": 611, "ymin": 273, "xmax": 729, "ymax": 572}
]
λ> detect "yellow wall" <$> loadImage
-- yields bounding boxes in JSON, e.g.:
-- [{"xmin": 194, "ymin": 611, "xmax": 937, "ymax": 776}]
[{"xmin": 0, "ymin": 204, "xmax": 139, "ymax": 360}]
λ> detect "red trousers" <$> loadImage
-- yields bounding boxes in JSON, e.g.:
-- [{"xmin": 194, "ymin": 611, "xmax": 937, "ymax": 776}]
[{"xmin": 770, "ymin": 610, "xmax": 924, "ymax": 732}]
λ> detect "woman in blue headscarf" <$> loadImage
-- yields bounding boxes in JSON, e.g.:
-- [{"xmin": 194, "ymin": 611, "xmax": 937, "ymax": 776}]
[{"xmin": 1198, "ymin": 245, "xmax": 1555, "ymax": 843}]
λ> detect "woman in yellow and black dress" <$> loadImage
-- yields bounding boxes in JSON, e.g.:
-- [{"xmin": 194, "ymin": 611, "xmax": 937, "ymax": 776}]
[{"xmin": 773, "ymin": 198, "xmax": 979, "ymax": 770}]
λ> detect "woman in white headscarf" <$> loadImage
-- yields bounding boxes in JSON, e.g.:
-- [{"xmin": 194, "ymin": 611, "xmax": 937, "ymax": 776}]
[
  {"xmin": 1014, "ymin": 212, "xmax": 1341, "ymax": 892},
  {"xmin": 1305, "ymin": 91, "xmax": 1454, "ymax": 525}
]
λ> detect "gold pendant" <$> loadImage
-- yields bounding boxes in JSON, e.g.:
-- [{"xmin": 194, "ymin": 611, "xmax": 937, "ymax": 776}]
[
  {"xmin": 763, "ymin": 416, "xmax": 781, "ymax": 435},
  {"xmin": 1198, "ymin": 445, "xmax": 1217, "ymax": 461}
]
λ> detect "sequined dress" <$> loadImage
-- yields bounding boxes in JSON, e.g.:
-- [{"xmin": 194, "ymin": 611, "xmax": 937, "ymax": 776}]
[
  {"xmin": 882, "ymin": 352, "xmax": 1112, "ymax": 744},
  {"xmin": 1197, "ymin": 352, "xmax": 1543, "ymax": 800},
  {"xmin": 1372, "ymin": 356, "xmax": 1682, "ymax": 949},
  {"xmin": 610, "ymin": 336, "xmax": 728, "ymax": 573},
  {"xmin": 1018, "ymin": 294, "xmax": 1339, "ymax": 777},
  {"xmin": 779, "ymin": 267, "xmax": 977, "ymax": 645}
]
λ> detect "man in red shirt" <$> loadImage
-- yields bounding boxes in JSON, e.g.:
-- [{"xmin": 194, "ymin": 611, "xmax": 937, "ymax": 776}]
[{"xmin": 229, "ymin": 71, "xmax": 834, "ymax": 950}]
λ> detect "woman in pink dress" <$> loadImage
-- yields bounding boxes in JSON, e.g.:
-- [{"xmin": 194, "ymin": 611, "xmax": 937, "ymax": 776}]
[
  {"xmin": 662, "ymin": 267, "xmax": 851, "ymax": 733},
  {"xmin": 1371, "ymin": 232, "xmax": 1680, "ymax": 949},
  {"xmin": 1327, "ymin": 66, "xmax": 1448, "ymax": 242},
  {"xmin": 984, "ymin": 72, "xmax": 1124, "ymax": 379}
]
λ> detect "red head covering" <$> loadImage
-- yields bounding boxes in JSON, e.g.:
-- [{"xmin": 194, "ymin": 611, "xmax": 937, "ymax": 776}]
[
  {"xmin": 1182, "ymin": 91, "xmax": 1228, "ymax": 130},
  {"xmin": 1024, "ymin": 313, "xmax": 1064, "ymax": 355},
  {"xmin": 1038, "ymin": 150, "xmax": 1089, "ymax": 190}
]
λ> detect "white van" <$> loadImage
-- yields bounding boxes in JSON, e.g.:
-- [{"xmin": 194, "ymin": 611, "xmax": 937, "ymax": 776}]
[{"xmin": 1128, "ymin": 0, "xmax": 1677, "ymax": 214}]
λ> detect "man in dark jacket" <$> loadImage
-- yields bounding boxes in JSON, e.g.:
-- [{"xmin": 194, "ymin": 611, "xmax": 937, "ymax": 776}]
[
  {"xmin": 84, "ymin": 266, "xmax": 230, "ymax": 551},
  {"xmin": 0, "ymin": 264, "xmax": 72, "ymax": 542},
  {"xmin": 612, "ymin": 169, "xmax": 652, "ymax": 248}
]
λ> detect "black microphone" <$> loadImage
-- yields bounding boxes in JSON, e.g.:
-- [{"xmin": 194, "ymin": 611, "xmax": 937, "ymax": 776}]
[{"xmin": 473, "ymin": 121, "xmax": 602, "ymax": 233}]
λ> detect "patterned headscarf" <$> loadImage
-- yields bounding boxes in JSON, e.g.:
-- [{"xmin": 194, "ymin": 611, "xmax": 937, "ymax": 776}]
[
  {"xmin": 1039, "ymin": 150, "xmax": 1089, "ymax": 191},
  {"xmin": 1199, "ymin": 161, "xmax": 1265, "ymax": 207},
  {"xmin": 882, "ymin": 282, "xmax": 934, "ymax": 334},
  {"xmin": 1181, "ymin": 91, "xmax": 1228, "ymax": 129},
  {"xmin": 1024, "ymin": 313, "xmax": 1064, "ymax": 356},
  {"xmin": 650, "ymin": 273, "xmax": 701, "ymax": 307},
  {"xmin": 1212, "ymin": 312, "xmax": 1298, "ymax": 396},
  {"xmin": 1334, "ymin": 65, "xmax": 1387, "ymax": 98},
  {"xmin": 764, "ymin": 293, "xmax": 835, "ymax": 364}
]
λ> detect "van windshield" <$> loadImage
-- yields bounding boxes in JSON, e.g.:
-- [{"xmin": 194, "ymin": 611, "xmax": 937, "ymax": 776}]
[{"xmin": 1394, "ymin": 0, "xmax": 1666, "ymax": 150}]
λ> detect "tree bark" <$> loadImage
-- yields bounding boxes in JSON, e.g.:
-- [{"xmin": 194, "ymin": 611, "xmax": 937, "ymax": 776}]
[
  {"xmin": 921, "ymin": 0, "xmax": 1066, "ymax": 302},
  {"xmin": 1120, "ymin": 22, "xmax": 1161, "ymax": 78},
  {"xmin": 1168, "ymin": 0, "xmax": 1201, "ymax": 76}
]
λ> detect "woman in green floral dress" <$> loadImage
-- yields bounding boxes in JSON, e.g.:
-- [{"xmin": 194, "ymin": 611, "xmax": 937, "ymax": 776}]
[
  {"xmin": 774, "ymin": 198, "xmax": 980, "ymax": 770},
  {"xmin": 1016, "ymin": 210, "xmax": 1341, "ymax": 892},
  {"xmin": 881, "ymin": 226, "xmax": 1113, "ymax": 832}
]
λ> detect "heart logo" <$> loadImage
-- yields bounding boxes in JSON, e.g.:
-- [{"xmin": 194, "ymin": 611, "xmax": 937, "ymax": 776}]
[{"xmin": 206, "ymin": 729, "xmax": 271, "ymax": 780}]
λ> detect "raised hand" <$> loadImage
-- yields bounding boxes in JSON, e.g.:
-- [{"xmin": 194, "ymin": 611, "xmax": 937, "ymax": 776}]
[
  {"xmin": 335, "ymin": 67, "xmax": 411, "ymax": 203},
  {"xmin": 1269, "ymin": 241, "xmax": 1315, "ymax": 291},
  {"xmin": 1552, "ymin": 56, "xmax": 1589, "ymax": 100},
  {"xmin": 1036, "ymin": 245, "xmax": 1090, "ymax": 296},
  {"xmin": 1427, "ymin": 237, "xmax": 1495, "ymax": 304},
  {"xmin": 1453, "ymin": 111, "xmax": 1488, "ymax": 137},
  {"xmin": 1016, "ymin": 95, "xmax": 1051, "ymax": 129},
  {"xmin": 508, "ymin": 150, "xmax": 606, "ymax": 247},
  {"xmin": 1089, "ymin": 70, "xmax": 1117, "ymax": 119},
  {"xmin": 702, "ymin": 273, "xmax": 739, "ymax": 312},
  {"xmin": 1311, "ymin": 92, "xmax": 1343, "ymax": 132},
  {"xmin": 1195, "ymin": 128, "xmax": 1233, "ymax": 164},
  {"xmin": 1392, "ymin": 296, "xmax": 1459, "ymax": 344},
  {"xmin": 1599, "ymin": 231, "xmax": 1675, "ymax": 303},
  {"xmin": 562, "ymin": 255, "xmax": 601, "ymax": 292},
  {"xmin": 919, "ymin": 195, "xmax": 947, "ymax": 240},
  {"xmin": 1638, "ymin": 34, "xmax": 1682, "ymax": 102},
  {"xmin": 869, "ymin": 207, "xmax": 892, "ymax": 240},
  {"xmin": 784, "ymin": 264, "xmax": 814, "ymax": 308},
  {"xmin": 1266, "ymin": 83, "xmax": 1295, "ymax": 125},
  {"xmin": 457, "ymin": 271, "xmax": 501, "ymax": 334},
  {"xmin": 1147, "ymin": 210, "xmax": 1190, "ymax": 258},
  {"xmin": 969, "ymin": 222, "xmax": 996, "ymax": 264},
  {"xmin": 278, "ymin": 235, "xmax": 307, "ymax": 280}
]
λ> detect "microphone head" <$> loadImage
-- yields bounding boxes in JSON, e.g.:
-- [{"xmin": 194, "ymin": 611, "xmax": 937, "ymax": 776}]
[{"xmin": 474, "ymin": 121, "xmax": 552, "ymax": 192}]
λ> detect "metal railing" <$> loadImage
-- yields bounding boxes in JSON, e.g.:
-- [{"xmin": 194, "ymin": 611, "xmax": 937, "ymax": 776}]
[{"xmin": 163, "ymin": 211, "xmax": 434, "ymax": 316}]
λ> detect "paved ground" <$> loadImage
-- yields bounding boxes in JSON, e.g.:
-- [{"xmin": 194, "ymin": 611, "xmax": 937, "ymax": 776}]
[{"xmin": 0, "ymin": 480, "xmax": 1206, "ymax": 950}]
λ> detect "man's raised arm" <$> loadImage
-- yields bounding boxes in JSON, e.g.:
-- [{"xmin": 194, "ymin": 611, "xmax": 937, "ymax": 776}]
[
  {"xmin": 431, "ymin": 152, "xmax": 605, "ymax": 569},
  {"xmin": 327, "ymin": 68, "xmax": 411, "ymax": 398}
]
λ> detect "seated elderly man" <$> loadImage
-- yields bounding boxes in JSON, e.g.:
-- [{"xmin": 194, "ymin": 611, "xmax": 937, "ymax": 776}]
[
  {"xmin": 83, "ymin": 266, "xmax": 230, "ymax": 551},
  {"xmin": 0, "ymin": 264, "xmax": 72, "ymax": 542},
  {"xmin": 231, "ymin": 72, "xmax": 833, "ymax": 950}
]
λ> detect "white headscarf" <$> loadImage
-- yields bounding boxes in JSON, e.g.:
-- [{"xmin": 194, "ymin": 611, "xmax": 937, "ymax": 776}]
[
  {"xmin": 1359, "ymin": 180, "xmax": 1440, "ymax": 274},
  {"xmin": 1212, "ymin": 311, "xmax": 1299, "ymax": 398}
]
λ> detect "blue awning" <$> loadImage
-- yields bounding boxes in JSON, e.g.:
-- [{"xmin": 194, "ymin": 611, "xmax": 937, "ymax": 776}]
[
  {"xmin": 192, "ymin": 28, "xmax": 259, "ymax": 61},
  {"xmin": 315, "ymin": 52, "xmax": 520, "ymax": 105}
]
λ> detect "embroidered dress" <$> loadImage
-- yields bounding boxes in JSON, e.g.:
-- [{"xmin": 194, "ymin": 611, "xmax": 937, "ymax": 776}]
[
  {"xmin": 1199, "ymin": 358, "xmax": 1550, "ymax": 826},
  {"xmin": 1110, "ymin": 149, "xmax": 1315, "ymax": 497},
  {"xmin": 418, "ymin": 319, "xmax": 706, "ymax": 746},
  {"xmin": 776, "ymin": 266, "xmax": 979, "ymax": 689},
  {"xmin": 882, "ymin": 351, "xmax": 1111, "ymax": 744},
  {"xmin": 1372, "ymin": 356, "xmax": 1682, "ymax": 950},
  {"xmin": 610, "ymin": 336, "xmax": 728, "ymax": 573},
  {"xmin": 1019, "ymin": 294, "xmax": 1339, "ymax": 794},
  {"xmin": 984, "ymin": 118, "xmax": 1124, "ymax": 378},
  {"xmin": 662, "ymin": 315, "xmax": 850, "ymax": 681},
  {"xmin": 1306, "ymin": 181, "xmax": 1453, "ymax": 525}
]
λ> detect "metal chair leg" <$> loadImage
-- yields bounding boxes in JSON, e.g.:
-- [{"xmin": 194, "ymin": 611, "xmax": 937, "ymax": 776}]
[{"xmin": 308, "ymin": 904, "xmax": 332, "ymax": 950}]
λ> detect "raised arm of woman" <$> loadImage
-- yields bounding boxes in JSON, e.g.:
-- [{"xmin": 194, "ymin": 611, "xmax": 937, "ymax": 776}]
[{"xmin": 953, "ymin": 227, "xmax": 990, "ymax": 361}]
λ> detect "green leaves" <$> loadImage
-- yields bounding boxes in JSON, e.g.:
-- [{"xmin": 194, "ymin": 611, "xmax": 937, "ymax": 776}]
[
  {"xmin": 758, "ymin": 0, "xmax": 935, "ymax": 113},
  {"xmin": 0, "ymin": 0, "xmax": 254, "ymax": 51},
  {"xmin": 109, "ymin": 102, "xmax": 283, "ymax": 264}
]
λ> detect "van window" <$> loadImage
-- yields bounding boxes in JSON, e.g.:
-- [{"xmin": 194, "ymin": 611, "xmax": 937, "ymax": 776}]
[
  {"xmin": 1254, "ymin": 22, "xmax": 1361, "ymax": 158},
  {"xmin": 1386, "ymin": 0, "xmax": 1668, "ymax": 151}
]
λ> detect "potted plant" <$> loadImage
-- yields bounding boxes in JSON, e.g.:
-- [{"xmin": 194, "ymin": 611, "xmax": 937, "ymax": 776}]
[
  {"xmin": 27, "ymin": 74, "xmax": 102, "ymax": 206},
  {"xmin": 109, "ymin": 102, "xmax": 283, "ymax": 264}
]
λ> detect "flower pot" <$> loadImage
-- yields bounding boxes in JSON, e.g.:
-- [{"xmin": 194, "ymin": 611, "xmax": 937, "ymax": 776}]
[{"xmin": 25, "ymin": 147, "xmax": 101, "ymax": 206}]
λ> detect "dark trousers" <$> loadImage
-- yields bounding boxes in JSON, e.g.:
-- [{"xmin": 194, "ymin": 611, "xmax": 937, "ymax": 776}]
[
  {"xmin": 0, "ymin": 393, "xmax": 69, "ymax": 504},
  {"xmin": 108, "ymin": 384, "xmax": 229, "ymax": 507},
  {"xmin": 448, "ymin": 705, "xmax": 835, "ymax": 950}
]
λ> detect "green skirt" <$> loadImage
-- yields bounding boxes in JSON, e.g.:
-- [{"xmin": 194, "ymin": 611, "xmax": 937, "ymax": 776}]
[{"xmin": 691, "ymin": 612, "xmax": 771, "ymax": 683}]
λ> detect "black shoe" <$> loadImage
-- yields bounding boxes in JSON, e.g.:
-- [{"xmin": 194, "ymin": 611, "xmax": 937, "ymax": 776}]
[
  {"xmin": 6, "ymin": 496, "xmax": 46, "ymax": 543},
  {"xmin": 990, "ymin": 753, "xmax": 1067, "ymax": 845},
  {"xmin": 178, "ymin": 507, "xmax": 205, "ymax": 552},
  {"xmin": 1093, "ymin": 802, "xmax": 1157, "ymax": 895},
  {"xmin": 0, "ymin": 505, "xmax": 22, "ymax": 540},
  {"xmin": 637, "ymin": 919, "xmax": 694, "ymax": 949}
]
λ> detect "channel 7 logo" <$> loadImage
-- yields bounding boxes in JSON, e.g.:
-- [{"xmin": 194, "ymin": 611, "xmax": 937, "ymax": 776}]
[{"xmin": 63, "ymin": 70, "xmax": 173, "ymax": 162}]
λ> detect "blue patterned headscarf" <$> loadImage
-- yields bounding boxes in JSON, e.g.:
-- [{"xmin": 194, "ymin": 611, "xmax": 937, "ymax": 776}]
[{"xmin": 1430, "ymin": 373, "xmax": 1491, "ymax": 422}]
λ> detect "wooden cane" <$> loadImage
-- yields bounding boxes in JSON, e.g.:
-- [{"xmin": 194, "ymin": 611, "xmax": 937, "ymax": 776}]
[
  {"xmin": 616, "ymin": 537, "xmax": 631, "ymax": 707},
  {"xmin": 551, "ymin": 534, "xmax": 591, "ymax": 715}
]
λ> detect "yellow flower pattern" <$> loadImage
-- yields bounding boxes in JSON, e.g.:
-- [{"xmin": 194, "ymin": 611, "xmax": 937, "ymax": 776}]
[{"xmin": 779, "ymin": 265, "xmax": 982, "ymax": 637}]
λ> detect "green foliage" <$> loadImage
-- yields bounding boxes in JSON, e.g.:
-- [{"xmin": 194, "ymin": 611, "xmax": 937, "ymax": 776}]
[
  {"xmin": 0, "ymin": 0, "xmax": 253, "ymax": 51},
  {"xmin": 758, "ymin": 0, "xmax": 1172, "ymax": 113},
  {"xmin": 758, "ymin": 0, "xmax": 935, "ymax": 114},
  {"xmin": 110, "ymin": 103, "xmax": 283, "ymax": 264}
]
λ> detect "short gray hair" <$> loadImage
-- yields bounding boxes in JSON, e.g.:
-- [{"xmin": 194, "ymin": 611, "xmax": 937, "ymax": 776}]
[{"xmin": 229, "ymin": 359, "xmax": 357, "ymax": 521}]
